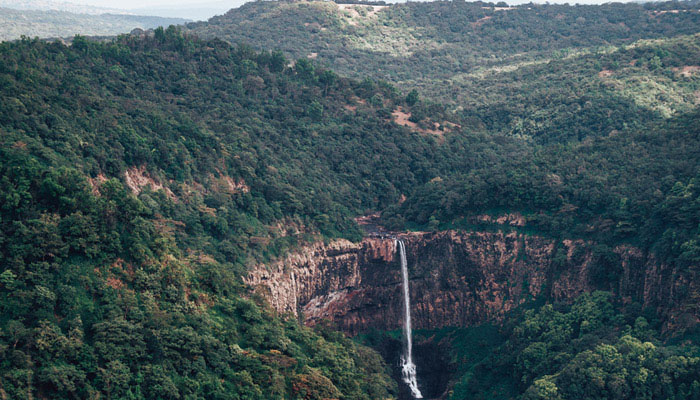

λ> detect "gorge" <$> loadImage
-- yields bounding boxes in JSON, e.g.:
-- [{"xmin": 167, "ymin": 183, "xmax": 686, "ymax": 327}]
[
  {"xmin": 245, "ymin": 226, "xmax": 700, "ymax": 397},
  {"xmin": 247, "ymin": 226, "xmax": 699, "ymax": 336},
  {"xmin": 1, "ymin": 3, "xmax": 698, "ymax": 397}
]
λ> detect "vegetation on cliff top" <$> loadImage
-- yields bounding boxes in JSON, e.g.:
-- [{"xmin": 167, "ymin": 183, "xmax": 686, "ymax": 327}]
[
  {"xmin": 186, "ymin": 0, "xmax": 700, "ymax": 274},
  {"xmin": 0, "ymin": 1, "xmax": 699, "ymax": 398}
]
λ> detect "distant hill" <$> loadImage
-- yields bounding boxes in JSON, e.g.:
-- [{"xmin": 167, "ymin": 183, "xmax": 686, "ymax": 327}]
[
  {"xmin": 1, "ymin": 10, "xmax": 699, "ymax": 400},
  {"xmin": 0, "ymin": 0, "xmax": 231, "ymax": 23},
  {"xmin": 0, "ymin": 7, "xmax": 188, "ymax": 41},
  {"xmin": 0, "ymin": 0, "xmax": 126, "ymax": 15},
  {"xmin": 187, "ymin": 0, "xmax": 700, "ymax": 78},
  {"xmin": 187, "ymin": 1, "xmax": 700, "ymax": 142}
]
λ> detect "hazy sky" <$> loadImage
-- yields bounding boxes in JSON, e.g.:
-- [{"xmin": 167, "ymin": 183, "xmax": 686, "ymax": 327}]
[{"xmin": 69, "ymin": 0, "xmax": 238, "ymax": 8}]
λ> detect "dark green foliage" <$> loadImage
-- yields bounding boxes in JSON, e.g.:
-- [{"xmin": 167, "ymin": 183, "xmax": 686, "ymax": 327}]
[
  {"xmin": 0, "ymin": 32, "xmax": 405, "ymax": 399},
  {"xmin": 0, "ymin": 149, "xmax": 396, "ymax": 398},
  {"xmin": 0, "ymin": 6, "xmax": 699, "ymax": 398},
  {"xmin": 447, "ymin": 293, "xmax": 700, "ymax": 400},
  {"xmin": 186, "ymin": 0, "xmax": 700, "ymax": 272},
  {"xmin": 188, "ymin": 0, "xmax": 700, "ymax": 143},
  {"xmin": 406, "ymin": 89, "xmax": 419, "ymax": 106},
  {"xmin": 384, "ymin": 111, "xmax": 700, "ymax": 272}
]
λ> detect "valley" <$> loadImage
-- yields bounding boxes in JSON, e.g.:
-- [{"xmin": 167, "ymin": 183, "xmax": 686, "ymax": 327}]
[
  {"xmin": 0, "ymin": 1, "xmax": 699, "ymax": 399},
  {"xmin": 248, "ymin": 227, "xmax": 697, "ymax": 335}
]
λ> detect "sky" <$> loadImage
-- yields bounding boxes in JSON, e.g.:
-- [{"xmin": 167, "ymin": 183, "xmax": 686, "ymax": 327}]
[
  {"xmin": 76, "ymin": 0, "xmax": 241, "ymax": 10},
  {"xmin": 74, "ymin": 0, "xmax": 230, "ymax": 7}
]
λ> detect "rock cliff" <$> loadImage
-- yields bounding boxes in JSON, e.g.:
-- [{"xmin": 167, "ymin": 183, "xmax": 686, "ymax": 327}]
[{"xmin": 245, "ymin": 230, "xmax": 699, "ymax": 335}]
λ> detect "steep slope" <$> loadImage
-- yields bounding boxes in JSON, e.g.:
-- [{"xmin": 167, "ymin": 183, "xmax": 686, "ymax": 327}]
[
  {"xmin": 0, "ymin": 30, "xmax": 424, "ymax": 399},
  {"xmin": 246, "ymin": 230, "xmax": 698, "ymax": 334},
  {"xmin": 188, "ymin": 0, "xmax": 700, "ymax": 82},
  {"xmin": 1, "ymin": 15, "xmax": 699, "ymax": 400},
  {"xmin": 187, "ymin": 1, "xmax": 700, "ymax": 144},
  {"xmin": 244, "ymin": 231, "xmax": 699, "ymax": 399}
]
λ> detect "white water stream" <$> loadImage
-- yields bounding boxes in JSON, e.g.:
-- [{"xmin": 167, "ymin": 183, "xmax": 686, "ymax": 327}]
[{"xmin": 397, "ymin": 239, "xmax": 423, "ymax": 399}]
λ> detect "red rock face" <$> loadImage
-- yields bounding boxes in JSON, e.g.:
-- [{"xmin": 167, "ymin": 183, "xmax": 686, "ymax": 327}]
[{"xmin": 245, "ymin": 231, "xmax": 699, "ymax": 335}]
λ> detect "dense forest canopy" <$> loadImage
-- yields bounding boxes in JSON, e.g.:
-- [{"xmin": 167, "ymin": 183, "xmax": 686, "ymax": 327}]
[
  {"xmin": 188, "ymin": 1, "xmax": 700, "ymax": 100},
  {"xmin": 0, "ymin": 30, "xmax": 425, "ymax": 399},
  {"xmin": 401, "ymin": 292, "xmax": 700, "ymax": 399},
  {"xmin": 0, "ymin": 1, "xmax": 699, "ymax": 398},
  {"xmin": 188, "ymin": 1, "xmax": 700, "ymax": 145},
  {"xmin": 192, "ymin": 1, "xmax": 700, "ymax": 272}
]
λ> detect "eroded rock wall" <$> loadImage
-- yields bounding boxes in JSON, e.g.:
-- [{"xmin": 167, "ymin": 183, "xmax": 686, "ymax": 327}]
[{"xmin": 245, "ymin": 231, "xmax": 698, "ymax": 334}]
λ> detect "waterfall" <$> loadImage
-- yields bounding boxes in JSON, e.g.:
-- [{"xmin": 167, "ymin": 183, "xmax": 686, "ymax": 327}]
[{"xmin": 397, "ymin": 240, "xmax": 423, "ymax": 399}]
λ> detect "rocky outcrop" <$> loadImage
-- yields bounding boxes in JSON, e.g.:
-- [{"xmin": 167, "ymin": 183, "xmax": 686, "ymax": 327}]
[
  {"xmin": 245, "ymin": 230, "xmax": 699, "ymax": 335},
  {"xmin": 246, "ymin": 237, "xmax": 397, "ymax": 333}
]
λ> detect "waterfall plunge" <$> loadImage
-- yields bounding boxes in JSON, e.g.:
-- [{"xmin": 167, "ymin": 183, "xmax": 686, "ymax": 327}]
[{"xmin": 397, "ymin": 240, "xmax": 423, "ymax": 399}]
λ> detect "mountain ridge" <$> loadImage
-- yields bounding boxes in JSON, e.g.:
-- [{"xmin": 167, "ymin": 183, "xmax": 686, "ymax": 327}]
[{"xmin": 0, "ymin": 7, "xmax": 189, "ymax": 41}]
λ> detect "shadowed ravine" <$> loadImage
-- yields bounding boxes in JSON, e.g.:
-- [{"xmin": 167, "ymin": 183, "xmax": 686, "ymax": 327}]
[{"xmin": 245, "ymin": 230, "xmax": 699, "ymax": 397}]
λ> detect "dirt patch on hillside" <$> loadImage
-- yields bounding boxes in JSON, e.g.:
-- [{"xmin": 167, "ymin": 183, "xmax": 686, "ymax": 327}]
[
  {"xmin": 125, "ymin": 166, "xmax": 176, "ymax": 200},
  {"xmin": 88, "ymin": 173, "xmax": 108, "ymax": 196},
  {"xmin": 220, "ymin": 175, "xmax": 250, "ymax": 193},
  {"xmin": 391, "ymin": 107, "xmax": 415, "ymax": 127},
  {"xmin": 338, "ymin": 4, "xmax": 387, "ymax": 15},
  {"xmin": 343, "ymin": 96, "xmax": 366, "ymax": 112},
  {"xmin": 213, "ymin": 169, "xmax": 250, "ymax": 194},
  {"xmin": 338, "ymin": 4, "xmax": 387, "ymax": 25},
  {"xmin": 598, "ymin": 69, "xmax": 614, "ymax": 77},
  {"xmin": 673, "ymin": 65, "xmax": 700, "ymax": 77},
  {"xmin": 106, "ymin": 277, "xmax": 125, "ymax": 290},
  {"xmin": 648, "ymin": 9, "xmax": 689, "ymax": 17},
  {"xmin": 391, "ymin": 107, "xmax": 457, "ymax": 142},
  {"xmin": 222, "ymin": 176, "xmax": 250, "ymax": 193},
  {"xmin": 472, "ymin": 15, "xmax": 492, "ymax": 28}
]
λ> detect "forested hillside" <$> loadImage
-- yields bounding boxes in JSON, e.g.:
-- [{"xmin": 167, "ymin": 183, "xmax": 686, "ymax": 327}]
[
  {"xmin": 189, "ymin": 0, "xmax": 700, "ymax": 80},
  {"xmin": 188, "ymin": 1, "xmax": 700, "ymax": 143},
  {"xmin": 186, "ymin": 0, "xmax": 700, "ymax": 275},
  {"xmin": 188, "ymin": 1, "xmax": 699, "ymax": 97},
  {"xmin": 404, "ymin": 292, "xmax": 700, "ymax": 399},
  {"xmin": 0, "ymin": 29, "xmax": 425, "ymax": 399},
  {"xmin": 0, "ymin": 2, "xmax": 699, "ymax": 399}
]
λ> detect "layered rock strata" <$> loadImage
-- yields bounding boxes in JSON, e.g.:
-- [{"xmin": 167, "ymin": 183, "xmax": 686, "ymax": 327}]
[{"xmin": 245, "ymin": 231, "xmax": 698, "ymax": 334}]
